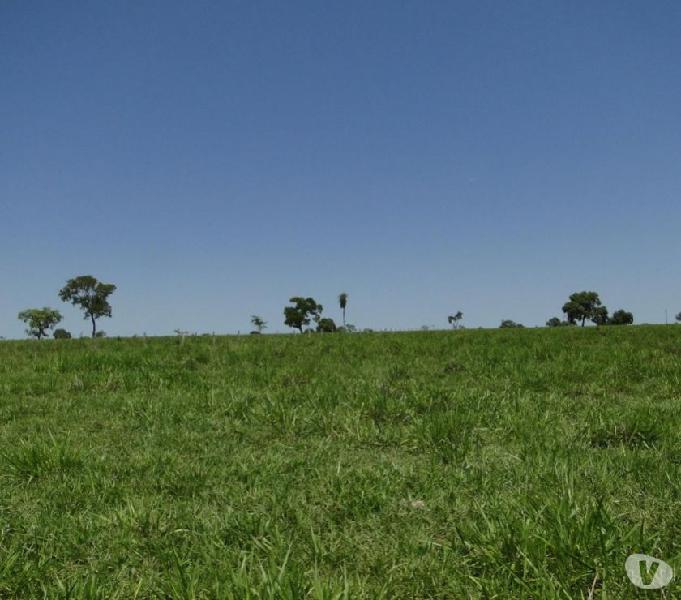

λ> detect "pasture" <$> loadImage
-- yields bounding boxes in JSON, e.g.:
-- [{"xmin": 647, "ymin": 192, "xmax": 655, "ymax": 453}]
[{"xmin": 1, "ymin": 326, "xmax": 680, "ymax": 598}]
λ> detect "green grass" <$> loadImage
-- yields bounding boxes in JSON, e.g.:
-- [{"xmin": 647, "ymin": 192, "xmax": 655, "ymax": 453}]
[{"xmin": 1, "ymin": 326, "xmax": 681, "ymax": 598}]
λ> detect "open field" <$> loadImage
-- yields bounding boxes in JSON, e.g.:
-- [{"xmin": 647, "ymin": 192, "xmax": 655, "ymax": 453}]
[{"xmin": 1, "ymin": 327, "xmax": 681, "ymax": 598}]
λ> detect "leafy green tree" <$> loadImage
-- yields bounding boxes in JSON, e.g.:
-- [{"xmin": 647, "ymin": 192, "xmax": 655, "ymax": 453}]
[
  {"xmin": 317, "ymin": 317, "xmax": 337, "ymax": 333},
  {"xmin": 609, "ymin": 309, "xmax": 634, "ymax": 325},
  {"xmin": 592, "ymin": 306, "xmax": 609, "ymax": 326},
  {"xmin": 448, "ymin": 311, "xmax": 464, "ymax": 329},
  {"xmin": 17, "ymin": 308, "xmax": 62, "ymax": 340},
  {"xmin": 675, "ymin": 312, "xmax": 681, "ymax": 323},
  {"xmin": 500, "ymin": 319, "xmax": 524, "ymax": 328},
  {"xmin": 250, "ymin": 315, "xmax": 267, "ymax": 334},
  {"xmin": 58, "ymin": 275, "xmax": 116, "ymax": 338},
  {"xmin": 284, "ymin": 297, "xmax": 323, "ymax": 333},
  {"xmin": 338, "ymin": 293, "xmax": 349, "ymax": 327},
  {"xmin": 53, "ymin": 328, "xmax": 72, "ymax": 339},
  {"xmin": 562, "ymin": 291, "xmax": 604, "ymax": 327}
]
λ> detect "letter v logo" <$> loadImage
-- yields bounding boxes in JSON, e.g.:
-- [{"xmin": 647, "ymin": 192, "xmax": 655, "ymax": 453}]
[{"xmin": 625, "ymin": 554, "xmax": 674, "ymax": 590}]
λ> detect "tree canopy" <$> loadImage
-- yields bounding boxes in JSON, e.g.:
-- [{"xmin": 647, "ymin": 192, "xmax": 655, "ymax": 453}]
[
  {"xmin": 609, "ymin": 309, "xmax": 634, "ymax": 325},
  {"xmin": 18, "ymin": 308, "xmax": 62, "ymax": 340},
  {"xmin": 284, "ymin": 297, "xmax": 323, "ymax": 333},
  {"xmin": 562, "ymin": 291, "xmax": 604, "ymax": 327},
  {"xmin": 58, "ymin": 275, "xmax": 116, "ymax": 338},
  {"xmin": 317, "ymin": 317, "xmax": 337, "ymax": 333}
]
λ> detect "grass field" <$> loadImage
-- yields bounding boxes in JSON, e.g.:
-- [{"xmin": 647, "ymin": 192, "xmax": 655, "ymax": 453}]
[{"xmin": 1, "ymin": 326, "xmax": 680, "ymax": 598}]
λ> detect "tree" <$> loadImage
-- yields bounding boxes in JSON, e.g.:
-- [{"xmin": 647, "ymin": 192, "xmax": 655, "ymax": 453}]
[
  {"xmin": 448, "ymin": 311, "xmax": 464, "ymax": 329},
  {"xmin": 592, "ymin": 306, "xmax": 609, "ymax": 326},
  {"xmin": 562, "ymin": 291, "xmax": 604, "ymax": 327},
  {"xmin": 675, "ymin": 312, "xmax": 681, "ymax": 323},
  {"xmin": 58, "ymin": 275, "xmax": 116, "ymax": 338},
  {"xmin": 17, "ymin": 308, "xmax": 62, "ymax": 340},
  {"xmin": 609, "ymin": 309, "xmax": 634, "ymax": 325},
  {"xmin": 250, "ymin": 315, "xmax": 267, "ymax": 334},
  {"xmin": 500, "ymin": 319, "xmax": 524, "ymax": 328},
  {"xmin": 338, "ymin": 293, "xmax": 349, "ymax": 327},
  {"xmin": 283, "ymin": 297, "xmax": 323, "ymax": 333},
  {"xmin": 53, "ymin": 328, "xmax": 72, "ymax": 339},
  {"xmin": 317, "ymin": 317, "xmax": 337, "ymax": 333}
]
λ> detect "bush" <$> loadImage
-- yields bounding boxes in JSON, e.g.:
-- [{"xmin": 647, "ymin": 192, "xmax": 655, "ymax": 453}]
[
  {"xmin": 609, "ymin": 310, "xmax": 634, "ymax": 325},
  {"xmin": 500, "ymin": 320, "xmax": 524, "ymax": 329},
  {"xmin": 316, "ymin": 318, "xmax": 337, "ymax": 333},
  {"xmin": 53, "ymin": 328, "xmax": 72, "ymax": 340}
]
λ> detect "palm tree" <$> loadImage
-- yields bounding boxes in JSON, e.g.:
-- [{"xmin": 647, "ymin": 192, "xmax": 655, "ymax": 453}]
[{"xmin": 338, "ymin": 292, "xmax": 349, "ymax": 327}]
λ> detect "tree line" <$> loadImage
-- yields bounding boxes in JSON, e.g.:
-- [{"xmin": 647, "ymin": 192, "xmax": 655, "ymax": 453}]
[
  {"xmin": 17, "ymin": 275, "xmax": 116, "ymax": 340},
  {"xmin": 15, "ymin": 280, "xmax": 680, "ymax": 340}
]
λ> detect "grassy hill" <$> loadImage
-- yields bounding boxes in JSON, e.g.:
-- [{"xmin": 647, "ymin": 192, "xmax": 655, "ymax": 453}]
[{"xmin": 1, "ymin": 326, "xmax": 680, "ymax": 598}]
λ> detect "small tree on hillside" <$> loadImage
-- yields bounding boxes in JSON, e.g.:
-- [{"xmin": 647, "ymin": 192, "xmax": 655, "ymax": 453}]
[
  {"xmin": 251, "ymin": 315, "xmax": 267, "ymax": 334},
  {"xmin": 53, "ymin": 328, "xmax": 72, "ymax": 339},
  {"xmin": 58, "ymin": 275, "xmax": 116, "ymax": 338},
  {"xmin": 448, "ymin": 311, "xmax": 464, "ymax": 329},
  {"xmin": 562, "ymin": 291, "xmax": 605, "ymax": 327},
  {"xmin": 317, "ymin": 317, "xmax": 337, "ymax": 333},
  {"xmin": 609, "ymin": 309, "xmax": 634, "ymax": 325},
  {"xmin": 18, "ymin": 308, "xmax": 62, "ymax": 340},
  {"xmin": 284, "ymin": 297, "xmax": 323, "ymax": 333}
]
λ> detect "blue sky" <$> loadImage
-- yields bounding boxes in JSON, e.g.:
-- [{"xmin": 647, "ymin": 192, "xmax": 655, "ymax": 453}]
[{"xmin": 2, "ymin": 1, "xmax": 681, "ymax": 337}]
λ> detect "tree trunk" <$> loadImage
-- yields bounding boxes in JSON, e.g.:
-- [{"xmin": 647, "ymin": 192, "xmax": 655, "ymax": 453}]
[
  {"xmin": 581, "ymin": 316, "xmax": 586, "ymax": 327},
  {"xmin": 91, "ymin": 315, "xmax": 97, "ymax": 338},
  {"xmin": 342, "ymin": 307, "xmax": 346, "ymax": 326}
]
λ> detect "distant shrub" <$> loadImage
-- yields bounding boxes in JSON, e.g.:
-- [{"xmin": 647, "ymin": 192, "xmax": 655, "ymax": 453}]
[
  {"xmin": 53, "ymin": 328, "xmax": 72, "ymax": 340},
  {"xmin": 546, "ymin": 317, "xmax": 571, "ymax": 327},
  {"xmin": 609, "ymin": 309, "xmax": 634, "ymax": 325},
  {"xmin": 317, "ymin": 318, "xmax": 337, "ymax": 333},
  {"xmin": 500, "ymin": 320, "xmax": 524, "ymax": 328}
]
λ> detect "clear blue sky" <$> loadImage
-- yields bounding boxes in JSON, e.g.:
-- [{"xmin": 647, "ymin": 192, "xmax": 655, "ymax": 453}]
[{"xmin": 2, "ymin": 1, "xmax": 680, "ymax": 338}]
